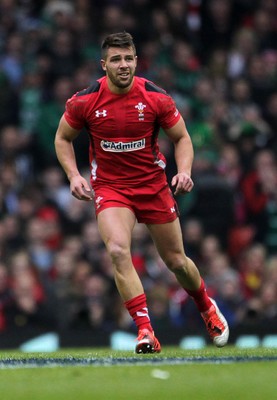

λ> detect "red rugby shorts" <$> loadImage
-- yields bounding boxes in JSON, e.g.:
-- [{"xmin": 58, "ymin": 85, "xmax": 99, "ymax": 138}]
[{"xmin": 92, "ymin": 183, "xmax": 179, "ymax": 224}]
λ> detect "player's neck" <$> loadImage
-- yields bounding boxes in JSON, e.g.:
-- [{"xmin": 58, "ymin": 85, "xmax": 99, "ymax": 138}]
[{"xmin": 107, "ymin": 78, "xmax": 135, "ymax": 95}]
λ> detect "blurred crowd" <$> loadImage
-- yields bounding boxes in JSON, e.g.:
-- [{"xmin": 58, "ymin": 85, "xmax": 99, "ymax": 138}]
[{"xmin": 0, "ymin": 0, "xmax": 277, "ymax": 340}]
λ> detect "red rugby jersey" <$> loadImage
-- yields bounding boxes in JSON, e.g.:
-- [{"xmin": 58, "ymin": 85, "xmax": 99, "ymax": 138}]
[{"xmin": 64, "ymin": 76, "xmax": 181, "ymax": 188}]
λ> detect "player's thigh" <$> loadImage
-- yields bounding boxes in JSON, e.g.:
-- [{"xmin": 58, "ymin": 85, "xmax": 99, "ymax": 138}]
[
  {"xmin": 97, "ymin": 207, "xmax": 137, "ymax": 248},
  {"xmin": 147, "ymin": 218, "xmax": 186, "ymax": 260}
]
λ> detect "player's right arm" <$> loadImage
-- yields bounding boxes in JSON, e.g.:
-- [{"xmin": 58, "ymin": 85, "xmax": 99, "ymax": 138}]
[{"xmin": 54, "ymin": 116, "xmax": 93, "ymax": 201}]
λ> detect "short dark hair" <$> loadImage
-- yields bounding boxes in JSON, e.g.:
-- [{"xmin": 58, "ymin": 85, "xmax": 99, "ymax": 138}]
[{"xmin": 101, "ymin": 32, "xmax": 136, "ymax": 59}]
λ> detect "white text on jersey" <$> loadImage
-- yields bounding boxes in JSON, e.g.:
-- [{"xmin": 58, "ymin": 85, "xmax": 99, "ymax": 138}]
[{"xmin": 100, "ymin": 138, "xmax": 146, "ymax": 152}]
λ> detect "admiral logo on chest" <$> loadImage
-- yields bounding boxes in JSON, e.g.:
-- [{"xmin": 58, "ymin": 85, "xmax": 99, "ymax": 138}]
[{"xmin": 100, "ymin": 138, "xmax": 146, "ymax": 152}]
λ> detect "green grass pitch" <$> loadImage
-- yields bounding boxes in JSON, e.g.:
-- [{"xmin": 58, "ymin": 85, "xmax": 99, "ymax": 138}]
[{"xmin": 0, "ymin": 346, "xmax": 276, "ymax": 400}]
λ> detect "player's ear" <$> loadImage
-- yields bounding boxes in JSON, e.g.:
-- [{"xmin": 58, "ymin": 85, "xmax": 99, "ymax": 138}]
[{"xmin": 101, "ymin": 59, "xmax": 107, "ymax": 71}]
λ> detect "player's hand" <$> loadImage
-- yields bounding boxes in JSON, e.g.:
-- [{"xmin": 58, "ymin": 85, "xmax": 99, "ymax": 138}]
[
  {"xmin": 70, "ymin": 175, "xmax": 93, "ymax": 201},
  {"xmin": 171, "ymin": 172, "xmax": 194, "ymax": 195}
]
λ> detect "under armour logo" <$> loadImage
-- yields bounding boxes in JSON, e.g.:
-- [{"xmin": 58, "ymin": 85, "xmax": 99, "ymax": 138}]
[
  {"xmin": 95, "ymin": 109, "xmax": 107, "ymax": 117},
  {"xmin": 170, "ymin": 207, "xmax": 176, "ymax": 213}
]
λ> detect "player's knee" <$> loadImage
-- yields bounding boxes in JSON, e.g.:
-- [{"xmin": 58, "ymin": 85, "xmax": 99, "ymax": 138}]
[
  {"xmin": 107, "ymin": 242, "xmax": 130, "ymax": 264},
  {"xmin": 165, "ymin": 254, "xmax": 189, "ymax": 276}
]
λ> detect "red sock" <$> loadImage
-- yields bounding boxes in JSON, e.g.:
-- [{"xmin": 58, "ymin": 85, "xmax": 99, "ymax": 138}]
[
  {"xmin": 186, "ymin": 278, "xmax": 213, "ymax": 312},
  {"xmin": 124, "ymin": 293, "xmax": 153, "ymax": 332}
]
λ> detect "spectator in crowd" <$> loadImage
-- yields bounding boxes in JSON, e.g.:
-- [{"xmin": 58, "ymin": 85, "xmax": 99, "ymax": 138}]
[
  {"xmin": 0, "ymin": 262, "xmax": 10, "ymax": 332},
  {"xmin": 238, "ymin": 243, "xmax": 267, "ymax": 300},
  {"xmin": 3, "ymin": 250, "xmax": 56, "ymax": 332},
  {"xmin": 70, "ymin": 273, "xmax": 114, "ymax": 332},
  {"xmin": 35, "ymin": 76, "xmax": 74, "ymax": 167},
  {"xmin": 241, "ymin": 149, "xmax": 277, "ymax": 249}
]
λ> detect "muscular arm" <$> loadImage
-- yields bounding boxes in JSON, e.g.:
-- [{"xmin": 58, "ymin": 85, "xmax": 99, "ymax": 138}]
[
  {"xmin": 54, "ymin": 116, "xmax": 93, "ymax": 200},
  {"xmin": 164, "ymin": 116, "xmax": 194, "ymax": 195}
]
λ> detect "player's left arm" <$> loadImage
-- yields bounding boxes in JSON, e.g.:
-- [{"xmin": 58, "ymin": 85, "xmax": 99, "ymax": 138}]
[{"xmin": 164, "ymin": 116, "xmax": 194, "ymax": 195}]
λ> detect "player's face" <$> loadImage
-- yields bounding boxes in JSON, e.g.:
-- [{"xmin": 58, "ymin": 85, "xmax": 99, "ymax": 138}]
[{"xmin": 101, "ymin": 47, "xmax": 137, "ymax": 93}]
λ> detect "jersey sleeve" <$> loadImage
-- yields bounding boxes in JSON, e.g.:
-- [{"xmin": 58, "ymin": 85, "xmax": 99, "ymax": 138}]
[
  {"xmin": 156, "ymin": 95, "xmax": 181, "ymax": 130},
  {"xmin": 63, "ymin": 94, "xmax": 86, "ymax": 130}
]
